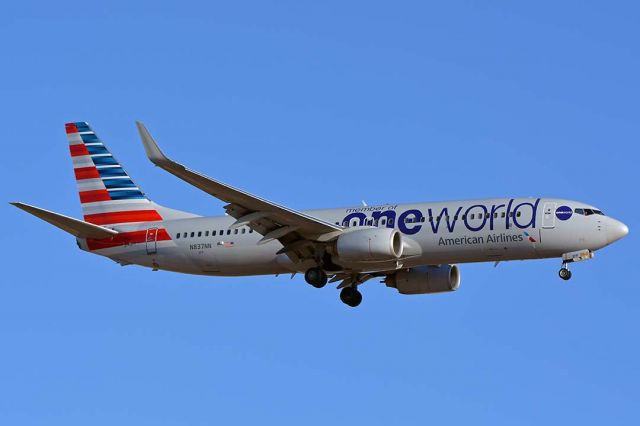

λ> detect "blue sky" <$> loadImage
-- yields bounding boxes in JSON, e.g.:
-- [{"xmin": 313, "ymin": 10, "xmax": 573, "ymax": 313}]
[{"xmin": 1, "ymin": 1, "xmax": 638, "ymax": 424}]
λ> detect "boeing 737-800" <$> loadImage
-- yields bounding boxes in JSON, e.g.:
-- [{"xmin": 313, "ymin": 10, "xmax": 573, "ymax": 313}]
[{"xmin": 11, "ymin": 122, "xmax": 629, "ymax": 307}]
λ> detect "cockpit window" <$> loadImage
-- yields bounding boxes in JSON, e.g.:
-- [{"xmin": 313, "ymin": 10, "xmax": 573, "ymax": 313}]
[{"xmin": 575, "ymin": 208, "xmax": 605, "ymax": 216}]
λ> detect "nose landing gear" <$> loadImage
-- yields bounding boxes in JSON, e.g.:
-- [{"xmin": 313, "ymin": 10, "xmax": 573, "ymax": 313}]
[
  {"xmin": 559, "ymin": 264, "xmax": 572, "ymax": 281},
  {"xmin": 557, "ymin": 249, "xmax": 594, "ymax": 281}
]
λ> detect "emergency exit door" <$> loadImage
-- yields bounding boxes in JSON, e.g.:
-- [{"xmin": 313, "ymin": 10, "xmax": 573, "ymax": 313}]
[{"xmin": 146, "ymin": 227, "xmax": 158, "ymax": 254}]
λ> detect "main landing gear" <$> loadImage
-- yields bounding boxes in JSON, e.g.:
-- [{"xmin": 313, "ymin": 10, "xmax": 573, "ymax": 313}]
[
  {"xmin": 304, "ymin": 267, "xmax": 328, "ymax": 288},
  {"xmin": 304, "ymin": 267, "xmax": 364, "ymax": 307},
  {"xmin": 339, "ymin": 286, "xmax": 363, "ymax": 308}
]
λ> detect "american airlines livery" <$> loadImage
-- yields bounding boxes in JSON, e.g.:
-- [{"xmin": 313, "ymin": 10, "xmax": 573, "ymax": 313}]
[{"xmin": 12, "ymin": 122, "xmax": 629, "ymax": 307}]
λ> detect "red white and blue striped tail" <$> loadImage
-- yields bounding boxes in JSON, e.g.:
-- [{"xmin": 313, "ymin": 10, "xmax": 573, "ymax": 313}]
[{"xmin": 66, "ymin": 121, "xmax": 164, "ymax": 227}]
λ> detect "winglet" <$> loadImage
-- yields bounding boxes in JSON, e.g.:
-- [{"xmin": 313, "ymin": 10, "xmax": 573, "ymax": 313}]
[{"xmin": 136, "ymin": 121, "xmax": 171, "ymax": 167}]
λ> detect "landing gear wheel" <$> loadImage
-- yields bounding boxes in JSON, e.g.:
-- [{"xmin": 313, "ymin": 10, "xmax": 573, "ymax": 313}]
[
  {"xmin": 559, "ymin": 268, "xmax": 572, "ymax": 281},
  {"xmin": 340, "ymin": 287, "xmax": 363, "ymax": 307},
  {"xmin": 304, "ymin": 267, "xmax": 328, "ymax": 288}
]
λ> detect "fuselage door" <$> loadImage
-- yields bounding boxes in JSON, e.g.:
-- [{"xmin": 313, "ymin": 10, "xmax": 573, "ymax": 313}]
[
  {"xmin": 542, "ymin": 202, "xmax": 557, "ymax": 229},
  {"xmin": 146, "ymin": 227, "xmax": 158, "ymax": 255}
]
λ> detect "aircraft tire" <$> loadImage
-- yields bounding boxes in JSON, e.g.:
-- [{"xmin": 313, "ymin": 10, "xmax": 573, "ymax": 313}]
[
  {"xmin": 305, "ymin": 267, "xmax": 328, "ymax": 288},
  {"xmin": 340, "ymin": 287, "xmax": 362, "ymax": 307},
  {"xmin": 559, "ymin": 268, "xmax": 572, "ymax": 280}
]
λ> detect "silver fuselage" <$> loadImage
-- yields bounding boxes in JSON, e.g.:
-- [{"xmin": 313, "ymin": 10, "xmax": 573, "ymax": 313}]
[{"xmin": 78, "ymin": 197, "xmax": 627, "ymax": 277}]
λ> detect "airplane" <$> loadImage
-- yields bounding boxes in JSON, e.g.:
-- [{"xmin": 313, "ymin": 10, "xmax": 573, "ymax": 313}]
[{"xmin": 11, "ymin": 122, "xmax": 629, "ymax": 307}]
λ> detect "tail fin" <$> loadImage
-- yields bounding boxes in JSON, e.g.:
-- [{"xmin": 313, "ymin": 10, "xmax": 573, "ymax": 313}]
[{"xmin": 66, "ymin": 121, "xmax": 164, "ymax": 226}]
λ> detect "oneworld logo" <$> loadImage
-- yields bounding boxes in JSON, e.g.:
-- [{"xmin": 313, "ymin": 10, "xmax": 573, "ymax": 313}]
[
  {"xmin": 340, "ymin": 198, "xmax": 541, "ymax": 235},
  {"xmin": 555, "ymin": 205, "xmax": 573, "ymax": 221}
]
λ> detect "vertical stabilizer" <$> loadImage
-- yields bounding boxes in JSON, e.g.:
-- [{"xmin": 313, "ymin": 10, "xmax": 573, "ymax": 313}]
[{"xmin": 66, "ymin": 121, "xmax": 164, "ymax": 227}]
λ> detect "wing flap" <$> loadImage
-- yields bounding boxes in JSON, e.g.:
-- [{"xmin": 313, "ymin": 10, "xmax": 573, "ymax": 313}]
[{"xmin": 11, "ymin": 202, "xmax": 119, "ymax": 239}]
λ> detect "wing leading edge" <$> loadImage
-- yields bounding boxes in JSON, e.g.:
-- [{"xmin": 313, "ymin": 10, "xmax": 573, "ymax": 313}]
[{"xmin": 135, "ymin": 122, "xmax": 343, "ymax": 260}]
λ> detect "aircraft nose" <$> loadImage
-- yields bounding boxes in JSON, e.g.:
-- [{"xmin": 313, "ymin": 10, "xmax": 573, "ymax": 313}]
[{"xmin": 607, "ymin": 219, "xmax": 629, "ymax": 244}]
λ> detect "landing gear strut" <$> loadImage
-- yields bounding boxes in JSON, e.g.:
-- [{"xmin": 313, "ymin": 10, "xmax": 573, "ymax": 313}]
[
  {"xmin": 559, "ymin": 263, "xmax": 572, "ymax": 281},
  {"xmin": 304, "ymin": 267, "xmax": 328, "ymax": 288},
  {"xmin": 340, "ymin": 286, "xmax": 363, "ymax": 307}
]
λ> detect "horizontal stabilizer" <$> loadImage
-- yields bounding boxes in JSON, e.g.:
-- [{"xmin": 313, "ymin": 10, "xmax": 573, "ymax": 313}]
[{"xmin": 10, "ymin": 202, "xmax": 119, "ymax": 239}]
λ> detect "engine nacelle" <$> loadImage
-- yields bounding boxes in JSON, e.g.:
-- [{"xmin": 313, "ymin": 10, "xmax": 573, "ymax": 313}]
[
  {"xmin": 386, "ymin": 265, "xmax": 460, "ymax": 295},
  {"xmin": 335, "ymin": 228, "xmax": 403, "ymax": 262}
]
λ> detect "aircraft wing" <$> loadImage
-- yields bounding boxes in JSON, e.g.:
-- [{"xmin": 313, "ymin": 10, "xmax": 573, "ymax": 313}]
[
  {"xmin": 10, "ymin": 202, "xmax": 119, "ymax": 239},
  {"xmin": 136, "ymin": 122, "xmax": 343, "ymax": 259}
]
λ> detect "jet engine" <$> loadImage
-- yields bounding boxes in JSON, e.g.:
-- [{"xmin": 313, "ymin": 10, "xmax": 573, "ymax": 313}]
[
  {"xmin": 385, "ymin": 265, "xmax": 460, "ymax": 295},
  {"xmin": 335, "ymin": 228, "xmax": 403, "ymax": 262}
]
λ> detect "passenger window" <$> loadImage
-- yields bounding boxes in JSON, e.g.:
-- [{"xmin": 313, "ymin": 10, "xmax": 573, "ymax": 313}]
[
  {"xmin": 381, "ymin": 218, "xmax": 386, "ymax": 225},
  {"xmin": 367, "ymin": 219, "xmax": 373, "ymax": 225},
  {"xmin": 176, "ymin": 233, "xmax": 180, "ymax": 239},
  {"xmin": 501, "ymin": 212, "xmax": 505, "ymax": 218},
  {"xmin": 190, "ymin": 232, "xmax": 195, "ymax": 238},
  {"xmin": 241, "ymin": 228, "xmax": 246, "ymax": 234},
  {"xmin": 205, "ymin": 231, "xmax": 209, "ymax": 236},
  {"xmin": 516, "ymin": 212, "xmax": 522, "ymax": 217},
  {"xmin": 249, "ymin": 229, "xmax": 254, "ymax": 233},
  {"xmin": 388, "ymin": 219, "xmax": 394, "ymax": 226},
  {"xmin": 183, "ymin": 232, "xmax": 187, "ymax": 238},
  {"xmin": 470, "ymin": 214, "xmax": 474, "ymax": 219},
  {"xmin": 352, "ymin": 220, "xmax": 357, "ymax": 227},
  {"xmin": 234, "ymin": 229, "xmax": 238, "ymax": 234},
  {"xmin": 493, "ymin": 213, "xmax": 497, "ymax": 218},
  {"xmin": 212, "ymin": 230, "xmax": 217, "ymax": 236},
  {"xmin": 227, "ymin": 229, "xmax": 231, "ymax": 235},
  {"xmin": 198, "ymin": 231, "xmax": 202, "ymax": 237}
]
